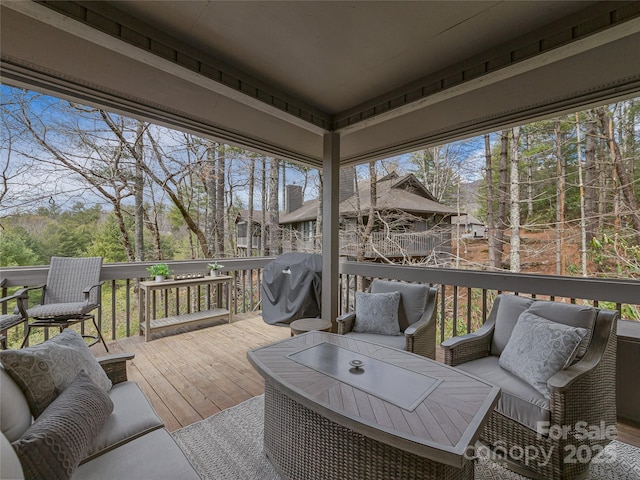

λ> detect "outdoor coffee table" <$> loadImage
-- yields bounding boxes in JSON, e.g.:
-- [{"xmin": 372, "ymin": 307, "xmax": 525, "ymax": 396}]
[{"xmin": 248, "ymin": 332, "xmax": 500, "ymax": 480}]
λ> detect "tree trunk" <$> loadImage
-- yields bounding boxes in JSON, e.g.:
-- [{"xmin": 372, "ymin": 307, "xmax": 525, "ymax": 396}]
[
  {"xmin": 484, "ymin": 134, "xmax": 497, "ymax": 269},
  {"xmin": 584, "ymin": 113, "xmax": 598, "ymax": 244},
  {"xmin": 495, "ymin": 131, "xmax": 510, "ymax": 267},
  {"xmin": 261, "ymin": 157, "xmax": 267, "ymax": 256},
  {"xmin": 509, "ymin": 127, "xmax": 521, "ymax": 273},
  {"xmin": 268, "ymin": 158, "xmax": 281, "ymax": 255},
  {"xmin": 134, "ymin": 121, "xmax": 145, "ymax": 262},
  {"xmin": 357, "ymin": 162, "xmax": 377, "ymax": 262},
  {"xmin": 598, "ymin": 107, "xmax": 640, "ymax": 244},
  {"xmin": 555, "ymin": 120, "xmax": 566, "ymax": 276},
  {"xmin": 204, "ymin": 142, "xmax": 216, "ymax": 257},
  {"xmin": 247, "ymin": 159, "xmax": 255, "ymax": 257},
  {"xmin": 315, "ymin": 171, "xmax": 323, "ymax": 251},
  {"xmin": 215, "ymin": 144, "xmax": 226, "ymax": 256},
  {"xmin": 575, "ymin": 113, "xmax": 588, "ymax": 277}
]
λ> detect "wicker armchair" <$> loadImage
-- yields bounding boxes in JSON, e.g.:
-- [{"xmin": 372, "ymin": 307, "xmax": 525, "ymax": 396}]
[
  {"xmin": 337, "ymin": 280, "xmax": 437, "ymax": 359},
  {"xmin": 20, "ymin": 256, "xmax": 108, "ymax": 350},
  {"xmin": 0, "ymin": 279, "xmax": 29, "ymax": 349},
  {"xmin": 441, "ymin": 294, "xmax": 618, "ymax": 480}
]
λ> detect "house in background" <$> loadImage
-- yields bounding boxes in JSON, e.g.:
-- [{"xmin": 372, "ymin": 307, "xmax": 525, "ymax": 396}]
[
  {"xmin": 279, "ymin": 168, "xmax": 458, "ymax": 262},
  {"xmin": 452, "ymin": 214, "xmax": 487, "ymax": 239},
  {"xmin": 236, "ymin": 209, "xmax": 262, "ymax": 255}
]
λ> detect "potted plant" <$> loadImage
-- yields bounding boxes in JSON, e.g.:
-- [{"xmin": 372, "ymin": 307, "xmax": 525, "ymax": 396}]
[
  {"xmin": 147, "ymin": 263, "xmax": 170, "ymax": 282},
  {"xmin": 207, "ymin": 262, "xmax": 224, "ymax": 277}
]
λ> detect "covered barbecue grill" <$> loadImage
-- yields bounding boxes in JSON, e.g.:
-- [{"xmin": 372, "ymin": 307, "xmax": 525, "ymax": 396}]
[{"xmin": 261, "ymin": 253, "xmax": 322, "ymax": 326}]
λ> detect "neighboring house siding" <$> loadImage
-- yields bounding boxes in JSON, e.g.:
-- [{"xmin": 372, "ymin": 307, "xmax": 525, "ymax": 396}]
[{"xmin": 275, "ymin": 172, "xmax": 458, "ymax": 262}]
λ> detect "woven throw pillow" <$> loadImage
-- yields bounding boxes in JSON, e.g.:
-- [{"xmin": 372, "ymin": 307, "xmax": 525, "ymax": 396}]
[
  {"xmin": 353, "ymin": 291, "xmax": 402, "ymax": 336},
  {"xmin": 499, "ymin": 312, "xmax": 588, "ymax": 399},
  {"xmin": 0, "ymin": 329, "xmax": 112, "ymax": 417},
  {"xmin": 12, "ymin": 371, "xmax": 114, "ymax": 480}
]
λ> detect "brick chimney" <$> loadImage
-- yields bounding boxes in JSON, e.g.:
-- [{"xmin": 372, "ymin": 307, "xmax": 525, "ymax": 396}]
[
  {"xmin": 339, "ymin": 166, "xmax": 356, "ymax": 202},
  {"xmin": 286, "ymin": 184, "xmax": 303, "ymax": 213}
]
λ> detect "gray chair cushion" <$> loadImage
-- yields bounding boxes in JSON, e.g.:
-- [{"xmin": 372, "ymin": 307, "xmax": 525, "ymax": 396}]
[
  {"xmin": 353, "ymin": 291, "xmax": 402, "ymax": 335},
  {"xmin": 499, "ymin": 312, "xmax": 588, "ymax": 398},
  {"xmin": 370, "ymin": 280, "xmax": 429, "ymax": 331},
  {"xmin": 456, "ymin": 356, "xmax": 550, "ymax": 431},
  {"xmin": 27, "ymin": 302, "xmax": 99, "ymax": 319},
  {"xmin": 0, "ymin": 329, "xmax": 112, "ymax": 417},
  {"xmin": 0, "ymin": 366, "xmax": 31, "ymax": 442},
  {"xmin": 0, "ymin": 313, "xmax": 24, "ymax": 331},
  {"xmin": 84, "ymin": 381, "xmax": 165, "ymax": 462},
  {"xmin": 525, "ymin": 301, "xmax": 597, "ymax": 360},
  {"xmin": 72, "ymin": 429, "xmax": 201, "ymax": 480},
  {"xmin": 490, "ymin": 294, "xmax": 535, "ymax": 355},
  {"xmin": 12, "ymin": 372, "xmax": 114, "ymax": 480},
  {"xmin": 344, "ymin": 331, "xmax": 407, "ymax": 350}
]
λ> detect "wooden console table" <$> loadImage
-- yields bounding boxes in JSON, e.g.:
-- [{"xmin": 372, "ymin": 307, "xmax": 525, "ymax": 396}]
[{"xmin": 139, "ymin": 275, "xmax": 233, "ymax": 341}]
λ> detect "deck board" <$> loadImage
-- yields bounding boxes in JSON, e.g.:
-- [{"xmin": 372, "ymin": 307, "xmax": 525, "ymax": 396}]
[{"xmin": 91, "ymin": 312, "xmax": 640, "ymax": 448}]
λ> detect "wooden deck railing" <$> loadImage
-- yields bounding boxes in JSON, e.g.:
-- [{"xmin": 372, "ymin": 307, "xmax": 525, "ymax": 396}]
[
  {"xmin": 2, "ymin": 258, "xmax": 639, "ymax": 347},
  {"xmin": 279, "ymin": 228, "xmax": 451, "ymax": 259}
]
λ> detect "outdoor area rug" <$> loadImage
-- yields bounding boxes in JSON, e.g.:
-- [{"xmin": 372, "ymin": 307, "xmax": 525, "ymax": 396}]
[{"xmin": 172, "ymin": 395, "xmax": 640, "ymax": 480}]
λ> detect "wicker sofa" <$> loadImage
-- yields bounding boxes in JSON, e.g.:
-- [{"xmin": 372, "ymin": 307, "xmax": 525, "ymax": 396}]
[
  {"xmin": 441, "ymin": 294, "xmax": 618, "ymax": 480},
  {"xmin": 0, "ymin": 332, "xmax": 200, "ymax": 480},
  {"xmin": 337, "ymin": 279, "xmax": 438, "ymax": 359}
]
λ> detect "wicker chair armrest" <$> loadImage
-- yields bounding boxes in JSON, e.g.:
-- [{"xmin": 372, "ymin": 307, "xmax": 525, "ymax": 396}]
[
  {"xmin": 548, "ymin": 309, "xmax": 618, "ymax": 430},
  {"xmin": 0, "ymin": 288, "xmax": 29, "ymax": 318},
  {"xmin": 548, "ymin": 310, "xmax": 618, "ymax": 394},
  {"xmin": 98, "ymin": 353, "xmax": 134, "ymax": 384},
  {"xmin": 0, "ymin": 287, "xmax": 29, "ymax": 305},
  {"xmin": 441, "ymin": 322, "xmax": 493, "ymax": 366},
  {"xmin": 336, "ymin": 312, "xmax": 356, "ymax": 334},
  {"xmin": 21, "ymin": 284, "xmax": 46, "ymax": 294},
  {"xmin": 82, "ymin": 280, "xmax": 105, "ymax": 299}
]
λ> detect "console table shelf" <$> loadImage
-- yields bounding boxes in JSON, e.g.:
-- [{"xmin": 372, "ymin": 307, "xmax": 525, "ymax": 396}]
[{"xmin": 139, "ymin": 275, "xmax": 233, "ymax": 341}]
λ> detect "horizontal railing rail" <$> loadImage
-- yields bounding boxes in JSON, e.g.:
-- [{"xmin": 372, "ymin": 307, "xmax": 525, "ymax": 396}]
[
  {"xmin": 2, "ymin": 258, "xmax": 638, "ymax": 349},
  {"xmin": 1, "ymin": 257, "xmax": 274, "ymax": 347},
  {"xmin": 338, "ymin": 261, "xmax": 640, "ymax": 342}
]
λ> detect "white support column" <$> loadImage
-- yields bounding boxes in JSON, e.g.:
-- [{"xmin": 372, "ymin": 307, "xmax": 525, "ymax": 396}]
[{"xmin": 322, "ymin": 133, "xmax": 340, "ymax": 331}]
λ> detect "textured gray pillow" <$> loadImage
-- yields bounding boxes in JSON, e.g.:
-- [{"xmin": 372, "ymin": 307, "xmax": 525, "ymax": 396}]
[
  {"xmin": 12, "ymin": 371, "xmax": 114, "ymax": 480},
  {"xmin": 353, "ymin": 291, "xmax": 402, "ymax": 336},
  {"xmin": 499, "ymin": 312, "xmax": 588, "ymax": 399},
  {"xmin": 0, "ymin": 329, "xmax": 112, "ymax": 417}
]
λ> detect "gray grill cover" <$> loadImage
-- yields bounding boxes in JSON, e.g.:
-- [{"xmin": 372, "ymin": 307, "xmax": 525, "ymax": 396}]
[{"xmin": 261, "ymin": 253, "xmax": 322, "ymax": 325}]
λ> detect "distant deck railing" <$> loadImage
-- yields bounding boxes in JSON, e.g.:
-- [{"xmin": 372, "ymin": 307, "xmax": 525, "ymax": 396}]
[
  {"xmin": 279, "ymin": 228, "xmax": 451, "ymax": 259},
  {"xmin": 1, "ymin": 258, "xmax": 639, "ymax": 347}
]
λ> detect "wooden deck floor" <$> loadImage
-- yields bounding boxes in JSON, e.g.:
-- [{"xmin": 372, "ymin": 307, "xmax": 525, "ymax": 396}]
[{"xmin": 92, "ymin": 312, "xmax": 640, "ymax": 447}]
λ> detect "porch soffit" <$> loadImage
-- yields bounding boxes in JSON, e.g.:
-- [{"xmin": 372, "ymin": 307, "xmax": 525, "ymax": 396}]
[{"xmin": 2, "ymin": 1, "xmax": 640, "ymax": 168}]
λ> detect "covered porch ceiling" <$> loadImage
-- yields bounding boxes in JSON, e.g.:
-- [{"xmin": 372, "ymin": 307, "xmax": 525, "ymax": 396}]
[{"xmin": 2, "ymin": 1, "xmax": 640, "ymax": 168}]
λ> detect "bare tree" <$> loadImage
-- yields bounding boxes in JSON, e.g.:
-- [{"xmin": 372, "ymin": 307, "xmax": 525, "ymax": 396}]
[
  {"xmin": 495, "ymin": 131, "xmax": 510, "ymax": 267},
  {"xmin": 597, "ymin": 106, "xmax": 640, "ymax": 244},
  {"xmin": 554, "ymin": 120, "xmax": 566, "ymax": 275},
  {"xmin": 484, "ymin": 134, "xmax": 497, "ymax": 269},
  {"xmin": 268, "ymin": 157, "xmax": 281, "ymax": 255},
  {"xmin": 510, "ymin": 127, "xmax": 521, "ymax": 272}
]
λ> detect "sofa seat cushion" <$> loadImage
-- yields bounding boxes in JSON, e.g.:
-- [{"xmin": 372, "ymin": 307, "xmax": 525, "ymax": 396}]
[
  {"xmin": 455, "ymin": 356, "xmax": 550, "ymax": 431},
  {"xmin": 72, "ymin": 428, "xmax": 200, "ymax": 480},
  {"xmin": 1, "ymin": 432, "xmax": 24, "ymax": 480},
  {"xmin": 0, "ymin": 366, "xmax": 31, "ymax": 442},
  {"xmin": 344, "ymin": 331, "xmax": 406, "ymax": 350},
  {"xmin": 83, "ymin": 381, "xmax": 164, "ymax": 462}
]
